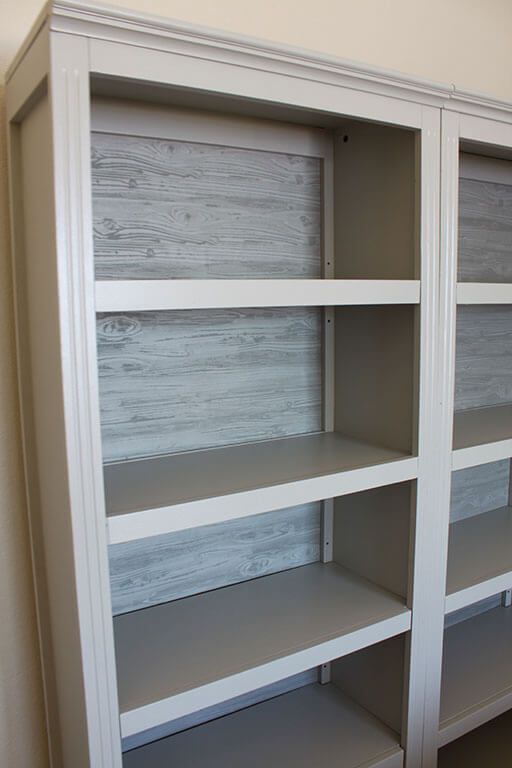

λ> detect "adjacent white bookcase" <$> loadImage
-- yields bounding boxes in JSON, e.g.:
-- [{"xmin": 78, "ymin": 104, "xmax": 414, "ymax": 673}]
[
  {"xmin": 5, "ymin": 3, "xmax": 512, "ymax": 768},
  {"xmin": 428, "ymin": 108, "xmax": 512, "ymax": 766}
]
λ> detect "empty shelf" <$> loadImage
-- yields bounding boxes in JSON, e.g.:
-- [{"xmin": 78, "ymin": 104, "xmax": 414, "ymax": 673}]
[
  {"xmin": 452, "ymin": 404, "xmax": 512, "ymax": 470},
  {"xmin": 439, "ymin": 605, "xmax": 512, "ymax": 746},
  {"xmin": 95, "ymin": 278, "xmax": 420, "ymax": 312},
  {"xmin": 105, "ymin": 432, "xmax": 417, "ymax": 544},
  {"xmin": 122, "ymin": 682, "xmax": 404, "ymax": 768},
  {"xmin": 438, "ymin": 709, "xmax": 512, "ymax": 768},
  {"xmin": 446, "ymin": 506, "xmax": 512, "ymax": 613},
  {"xmin": 457, "ymin": 282, "xmax": 512, "ymax": 305},
  {"xmin": 123, "ymin": 683, "xmax": 403, "ymax": 768},
  {"xmin": 114, "ymin": 561, "xmax": 410, "ymax": 738}
]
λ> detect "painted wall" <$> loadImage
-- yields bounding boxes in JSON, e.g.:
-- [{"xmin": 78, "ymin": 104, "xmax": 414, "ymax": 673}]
[{"xmin": 1, "ymin": 1, "xmax": 511, "ymax": 765}]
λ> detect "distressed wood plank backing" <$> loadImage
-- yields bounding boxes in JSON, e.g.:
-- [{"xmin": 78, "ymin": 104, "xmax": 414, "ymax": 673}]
[
  {"xmin": 458, "ymin": 177, "xmax": 512, "ymax": 283},
  {"xmin": 450, "ymin": 461, "xmax": 510, "ymax": 523},
  {"xmin": 97, "ymin": 307, "xmax": 322, "ymax": 462},
  {"xmin": 455, "ymin": 306, "xmax": 512, "ymax": 412},
  {"xmin": 109, "ymin": 502, "xmax": 320, "ymax": 615},
  {"xmin": 91, "ymin": 132, "xmax": 321, "ymax": 279}
]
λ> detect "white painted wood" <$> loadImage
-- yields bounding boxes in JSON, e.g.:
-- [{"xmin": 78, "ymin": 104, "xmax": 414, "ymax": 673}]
[
  {"xmin": 115, "ymin": 562, "xmax": 410, "ymax": 737},
  {"xmin": 95, "ymin": 279, "xmax": 421, "ymax": 311},
  {"xmin": 459, "ymin": 152, "xmax": 512, "ymax": 184},
  {"xmin": 453, "ymin": 404, "xmax": 512, "ymax": 470},
  {"xmin": 122, "ymin": 668, "xmax": 318, "ymax": 751},
  {"xmin": 439, "ymin": 709, "xmax": 512, "ymax": 768},
  {"xmin": 91, "ymin": 97, "xmax": 330, "ymax": 156},
  {"xmin": 397, "ymin": 105, "xmax": 441, "ymax": 768},
  {"xmin": 7, "ymin": 4, "xmax": 499, "ymax": 767},
  {"xmin": 419, "ymin": 108, "xmax": 460, "ymax": 768},
  {"xmin": 445, "ymin": 505, "xmax": 512, "ymax": 613},
  {"xmin": 122, "ymin": 682, "xmax": 404, "ymax": 768},
  {"xmin": 46, "ymin": 32, "xmax": 123, "ymax": 768},
  {"xmin": 88, "ymin": 36, "xmax": 426, "ymax": 130},
  {"xmin": 439, "ymin": 605, "xmax": 512, "ymax": 746},
  {"xmin": 444, "ymin": 594, "xmax": 501, "ymax": 629},
  {"xmin": 457, "ymin": 283, "xmax": 512, "ymax": 303},
  {"xmin": 105, "ymin": 434, "xmax": 418, "ymax": 543},
  {"xmin": 457, "ymin": 113, "xmax": 512, "ymax": 154}
]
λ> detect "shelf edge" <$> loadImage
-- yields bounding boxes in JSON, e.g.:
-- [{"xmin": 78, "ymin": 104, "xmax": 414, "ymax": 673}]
[{"xmin": 107, "ymin": 455, "xmax": 418, "ymax": 544}]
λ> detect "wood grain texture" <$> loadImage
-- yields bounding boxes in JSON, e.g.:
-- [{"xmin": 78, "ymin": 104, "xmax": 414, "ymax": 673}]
[
  {"xmin": 91, "ymin": 132, "xmax": 321, "ymax": 279},
  {"xmin": 450, "ymin": 461, "xmax": 510, "ymax": 523},
  {"xmin": 97, "ymin": 307, "xmax": 322, "ymax": 462},
  {"xmin": 109, "ymin": 502, "xmax": 320, "ymax": 615},
  {"xmin": 458, "ymin": 177, "xmax": 512, "ymax": 283},
  {"xmin": 455, "ymin": 306, "xmax": 512, "ymax": 412}
]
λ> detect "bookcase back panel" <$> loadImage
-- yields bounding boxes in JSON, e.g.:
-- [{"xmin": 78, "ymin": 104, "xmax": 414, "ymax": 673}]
[
  {"xmin": 97, "ymin": 307, "xmax": 322, "ymax": 462},
  {"xmin": 110, "ymin": 502, "xmax": 320, "ymax": 615},
  {"xmin": 450, "ymin": 461, "xmax": 510, "ymax": 523},
  {"xmin": 458, "ymin": 176, "xmax": 512, "ymax": 283},
  {"xmin": 455, "ymin": 306, "xmax": 512, "ymax": 411},
  {"xmin": 91, "ymin": 132, "xmax": 321, "ymax": 280}
]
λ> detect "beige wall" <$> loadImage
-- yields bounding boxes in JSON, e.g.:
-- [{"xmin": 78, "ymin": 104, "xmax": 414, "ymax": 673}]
[{"xmin": 1, "ymin": 1, "xmax": 511, "ymax": 766}]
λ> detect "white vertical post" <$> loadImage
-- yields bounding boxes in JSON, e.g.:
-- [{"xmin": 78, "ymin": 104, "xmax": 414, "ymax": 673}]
[
  {"xmin": 49, "ymin": 32, "xmax": 122, "ymax": 767},
  {"xmin": 401, "ymin": 105, "xmax": 443, "ymax": 768}
]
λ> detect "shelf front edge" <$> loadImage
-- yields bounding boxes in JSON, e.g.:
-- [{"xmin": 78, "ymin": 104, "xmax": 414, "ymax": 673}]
[
  {"xmin": 118, "ymin": 608, "xmax": 411, "ymax": 739},
  {"xmin": 95, "ymin": 279, "xmax": 421, "ymax": 312},
  {"xmin": 457, "ymin": 283, "xmax": 512, "ymax": 305},
  {"xmin": 107, "ymin": 455, "xmax": 418, "ymax": 544}
]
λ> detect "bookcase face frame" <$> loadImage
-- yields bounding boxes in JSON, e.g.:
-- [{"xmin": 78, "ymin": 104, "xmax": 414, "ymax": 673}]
[{"xmin": 5, "ymin": 5, "xmax": 447, "ymax": 768}]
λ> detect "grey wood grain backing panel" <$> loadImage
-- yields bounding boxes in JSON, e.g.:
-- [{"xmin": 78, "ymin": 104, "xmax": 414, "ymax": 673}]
[
  {"xmin": 109, "ymin": 502, "xmax": 321, "ymax": 615},
  {"xmin": 455, "ymin": 306, "xmax": 512, "ymax": 412},
  {"xmin": 91, "ymin": 132, "xmax": 321, "ymax": 279},
  {"xmin": 450, "ymin": 461, "xmax": 510, "ymax": 523},
  {"xmin": 97, "ymin": 307, "xmax": 322, "ymax": 462},
  {"xmin": 122, "ymin": 669, "xmax": 317, "ymax": 751},
  {"xmin": 458, "ymin": 177, "xmax": 512, "ymax": 283}
]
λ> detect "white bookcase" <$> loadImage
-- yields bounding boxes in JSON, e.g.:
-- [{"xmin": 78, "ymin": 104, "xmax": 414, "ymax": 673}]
[
  {"xmin": 429, "ymin": 108, "xmax": 512, "ymax": 765},
  {"xmin": 5, "ymin": 2, "xmax": 512, "ymax": 768}
]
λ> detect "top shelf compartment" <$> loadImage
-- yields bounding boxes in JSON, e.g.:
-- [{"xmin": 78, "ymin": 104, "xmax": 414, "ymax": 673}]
[{"xmin": 91, "ymin": 98, "xmax": 419, "ymax": 289}]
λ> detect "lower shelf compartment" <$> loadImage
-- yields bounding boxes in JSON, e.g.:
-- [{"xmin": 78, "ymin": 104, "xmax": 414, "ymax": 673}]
[
  {"xmin": 439, "ymin": 604, "xmax": 512, "ymax": 746},
  {"xmin": 453, "ymin": 404, "xmax": 512, "ymax": 470},
  {"xmin": 438, "ymin": 708, "xmax": 512, "ymax": 768},
  {"xmin": 122, "ymin": 682, "xmax": 404, "ymax": 768},
  {"xmin": 446, "ymin": 505, "xmax": 512, "ymax": 613},
  {"xmin": 114, "ymin": 561, "xmax": 410, "ymax": 739}
]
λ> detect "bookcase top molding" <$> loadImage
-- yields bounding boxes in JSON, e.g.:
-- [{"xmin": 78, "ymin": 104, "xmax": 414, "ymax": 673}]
[{"xmin": 8, "ymin": 0, "xmax": 512, "ymax": 126}]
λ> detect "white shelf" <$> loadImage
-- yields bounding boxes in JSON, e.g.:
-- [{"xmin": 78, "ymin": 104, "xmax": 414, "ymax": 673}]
[
  {"xmin": 452, "ymin": 404, "xmax": 512, "ymax": 470},
  {"xmin": 446, "ymin": 506, "xmax": 512, "ymax": 613},
  {"xmin": 95, "ymin": 278, "xmax": 420, "ymax": 312},
  {"xmin": 457, "ymin": 282, "xmax": 512, "ymax": 305},
  {"xmin": 438, "ymin": 709, "xmax": 512, "ymax": 768},
  {"xmin": 439, "ymin": 605, "xmax": 512, "ymax": 746},
  {"xmin": 105, "ymin": 432, "xmax": 417, "ymax": 544},
  {"xmin": 122, "ymin": 682, "xmax": 404, "ymax": 768},
  {"xmin": 114, "ymin": 561, "xmax": 410, "ymax": 738}
]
